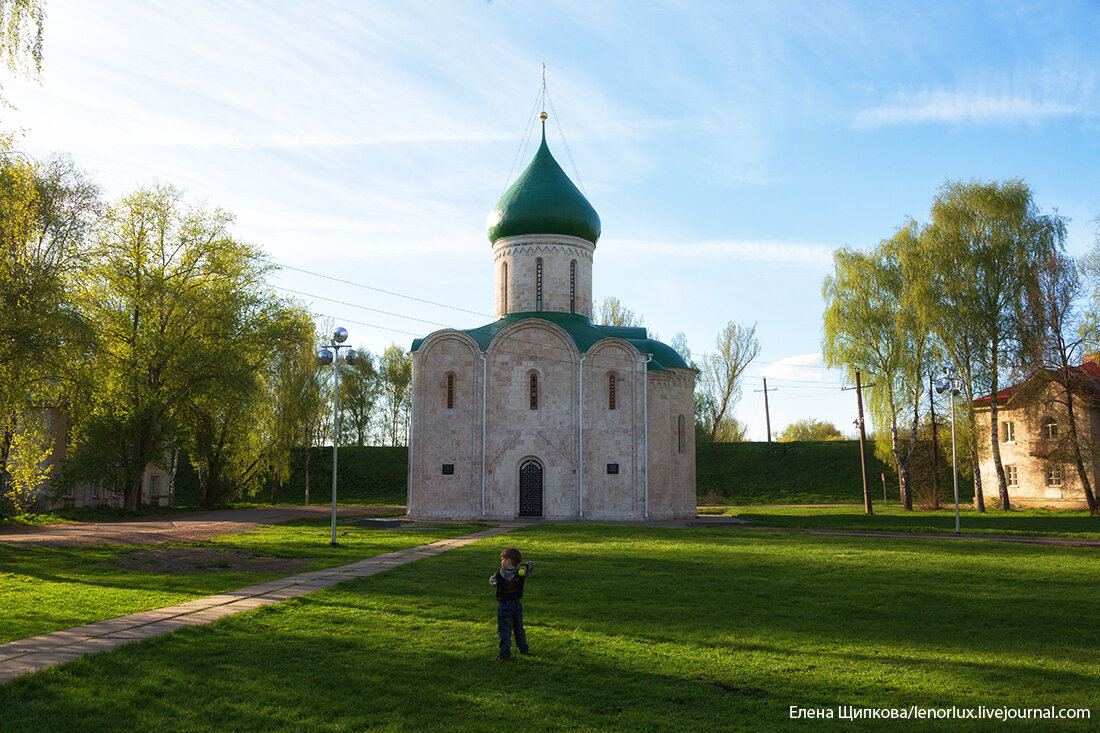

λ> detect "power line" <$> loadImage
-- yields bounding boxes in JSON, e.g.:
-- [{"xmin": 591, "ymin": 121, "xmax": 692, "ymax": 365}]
[{"xmin": 272, "ymin": 262, "xmax": 492, "ymax": 318}]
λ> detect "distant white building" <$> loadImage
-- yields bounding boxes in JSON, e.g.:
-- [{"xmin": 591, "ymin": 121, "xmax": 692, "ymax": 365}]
[{"xmin": 407, "ymin": 118, "xmax": 696, "ymax": 521}]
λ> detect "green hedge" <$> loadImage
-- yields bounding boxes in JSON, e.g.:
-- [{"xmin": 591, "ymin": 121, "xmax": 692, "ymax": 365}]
[
  {"xmin": 172, "ymin": 446, "xmax": 408, "ymax": 506},
  {"xmin": 175, "ymin": 441, "xmax": 972, "ymax": 507}
]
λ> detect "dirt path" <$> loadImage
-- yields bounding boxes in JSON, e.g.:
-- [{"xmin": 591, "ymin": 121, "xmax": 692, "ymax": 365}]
[{"xmin": 0, "ymin": 506, "xmax": 402, "ymax": 547}]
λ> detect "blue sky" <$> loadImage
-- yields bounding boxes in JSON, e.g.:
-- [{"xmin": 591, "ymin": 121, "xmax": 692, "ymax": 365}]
[{"xmin": 5, "ymin": 0, "xmax": 1100, "ymax": 439}]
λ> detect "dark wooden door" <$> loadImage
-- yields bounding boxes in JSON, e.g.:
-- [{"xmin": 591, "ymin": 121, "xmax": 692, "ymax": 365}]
[{"xmin": 518, "ymin": 460, "xmax": 543, "ymax": 517}]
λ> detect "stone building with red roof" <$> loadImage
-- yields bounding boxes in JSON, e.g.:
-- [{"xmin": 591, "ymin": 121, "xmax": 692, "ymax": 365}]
[{"xmin": 973, "ymin": 355, "xmax": 1100, "ymax": 508}]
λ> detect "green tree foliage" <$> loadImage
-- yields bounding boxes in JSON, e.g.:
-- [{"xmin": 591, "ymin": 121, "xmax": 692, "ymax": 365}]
[
  {"xmin": 0, "ymin": 155, "xmax": 98, "ymax": 512},
  {"xmin": 699, "ymin": 321, "xmax": 759, "ymax": 442},
  {"xmin": 265, "ymin": 320, "xmax": 325, "ymax": 504},
  {"xmin": 922, "ymin": 179, "xmax": 1065, "ymax": 510},
  {"xmin": 340, "ymin": 348, "xmax": 378, "ymax": 446},
  {"xmin": 379, "ymin": 345, "xmax": 411, "ymax": 447},
  {"xmin": 823, "ymin": 221, "xmax": 930, "ymax": 510},
  {"xmin": 66, "ymin": 184, "xmax": 288, "ymax": 510},
  {"xmin": 180, "ymin": 301, "xmax": 315, "ymax": 506},
  {"xmin": 778, "ymin": 418, "xmax": 845, "ymax": 442},
  {"xmin": 596, "ymin": 296, "xmax": 644, "ymax": 327},
  {"xmin": 0, "ymin": 0, "xmax": 44, "ymax": 112}
]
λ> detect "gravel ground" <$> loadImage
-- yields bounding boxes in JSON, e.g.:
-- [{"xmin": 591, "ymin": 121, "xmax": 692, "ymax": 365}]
[{"xmin": 0, "ymin": 506, "xmax": 400, "ymax": 547}]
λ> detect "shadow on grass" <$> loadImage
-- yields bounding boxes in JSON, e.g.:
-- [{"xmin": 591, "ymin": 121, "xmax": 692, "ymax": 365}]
[{"xmin": 3, "ymin": 526, "xmax": 1098, "ymax": 731}]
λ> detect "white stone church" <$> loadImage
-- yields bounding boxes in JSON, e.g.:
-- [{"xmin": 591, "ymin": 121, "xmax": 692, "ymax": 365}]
[{"xmin": 407, "ymin": 118, "xmax": 696, "ymax": 521}]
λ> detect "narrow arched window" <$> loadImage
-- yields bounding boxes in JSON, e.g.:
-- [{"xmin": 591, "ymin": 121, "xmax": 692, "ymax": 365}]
[
  {"xmin": 530, "ymin": 373, "xmax": 538, "ymax": 410},
  {"xmin": 608, "ymin": 374, "xmax": 616, "ymax": 410},
  {"xmin": 446, "ymin": 373, "xmax": 454, "ymax": 410},
  {"xmin": 678, "ymin": 415, "xmax": 686, "ymax": 454},
  {"xmin": 536, "ymin": 257, "xmax": 543, "ymax": 311},
  {"xmin": 570, "ymin": 260, "xmax": 576, "ymax": 314},
  {"xmin": 502, "ymin": 262, "xmax": 508, "ymax": 315}
]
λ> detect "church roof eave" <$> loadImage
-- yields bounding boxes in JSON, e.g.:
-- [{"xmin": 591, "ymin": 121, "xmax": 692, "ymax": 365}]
[{"xmin": 411, "ymin": 312, "xmax": 690, "ymax": 372}]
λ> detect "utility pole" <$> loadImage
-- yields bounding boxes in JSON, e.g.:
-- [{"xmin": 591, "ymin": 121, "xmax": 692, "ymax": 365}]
[
  {"xmin": 855, "ymin": 371, "xmax": 872, "ymax": 515},
  {"xmin": 763, "ymin": 377, "xmax": 772, "ymax": 442},
  {"xmin": 928, "ymin": 373, "xmax": 941, "ymax": 506}
]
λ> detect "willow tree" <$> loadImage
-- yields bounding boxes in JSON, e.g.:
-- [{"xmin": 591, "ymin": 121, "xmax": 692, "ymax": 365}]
[
  {"xmin": 68, "ymin": 184, "xmax": 277, "ymax": 510},
  {"xmin": 180, "ymin": 298, "xmax": 315, "ymax": 506},
  {"xmin": 823, "ymin": 221, "xmax": 931, "ymax": 510},
  {"xmin": 923, "ymin": 179, "xmax": 1064, "ymax": 510},
  {"xmin": 0, "ymin": 0, "xmax": 44, "ymax": 114}
]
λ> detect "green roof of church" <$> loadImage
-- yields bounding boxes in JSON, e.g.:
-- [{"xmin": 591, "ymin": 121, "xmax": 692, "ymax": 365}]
[
  {"xmin": 411, "ymin": 312, "xmax": 690, "ymax": 372},
  {"xmin": 486, "ymin": 125, "xmax": 601, "ymax": 245}
]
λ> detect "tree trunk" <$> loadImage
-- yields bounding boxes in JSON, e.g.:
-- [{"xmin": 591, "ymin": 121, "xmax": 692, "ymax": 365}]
[
  {"xmin": 971, "ymin": 437, "xmax": 985, "ymax": 512},
  {"xmin": 987, "ymin": 343, "xmax": 1011, "ymax": 509},
  {"xmin": 1063, "ymin": 383, "xmax": 1099, "ymax": 516},
  {"xmin": 928, "ymin": 375, "xmax": 941, "ymax": 509},
  {"xmin": 304, "ymin": 437, "xmax": 311, "ymax": 505},
  {"xmin": 270, "ymin": 473, "xmax": 279, "ymax": 506},
  {"xmin": 0, "ymin": 429, "xmax": 13, "ymax": 504}
]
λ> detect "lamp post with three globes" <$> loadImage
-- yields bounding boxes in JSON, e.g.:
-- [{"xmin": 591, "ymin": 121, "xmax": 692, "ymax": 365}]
[
  {"xmin": 318, "ymin": 327, "xmax": 359, "ymax": 546},
  {"xmin": 934, "ymin": 363, "xmax": 964, "ymax": 535}
]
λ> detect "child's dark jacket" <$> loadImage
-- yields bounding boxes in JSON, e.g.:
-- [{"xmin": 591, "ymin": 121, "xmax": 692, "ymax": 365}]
[{"xmin": 489, "ymin": 561, "xmax": 535, "ymax": 601}]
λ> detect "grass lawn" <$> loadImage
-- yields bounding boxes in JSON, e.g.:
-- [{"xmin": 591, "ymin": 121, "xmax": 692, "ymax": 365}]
[
  {"xmin": 2, "ymin": 525, "xmax": 1098, "ymax": 731},
  {"xmin": 722, "ymin": 506, "xmax": 1100, "ymax": 539},
  {"xmin": 0, "ymin": 519, "xmax": 485, "ymax": 644}
]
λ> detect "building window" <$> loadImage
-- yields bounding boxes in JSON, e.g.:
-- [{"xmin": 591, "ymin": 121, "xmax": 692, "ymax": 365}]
[
  {"xmin": 607, "ymin": 463, "xmax": 619, "ymax": 474},
  {"xmin": 1042, "ymin": 419, "xmax": 1058, "ymax": 440},
  {"xmin": 678, "ymin": 415, "xmax": 686, "ymax": 454},
  {"xmin": 1006, "ymin": 465, "xmax": 1018, "ymax": 487},
  {"xmin": 536, "ymin": 258, "xmax": 543, "ymax": 311},
  {"xmin": 442, "ymin": 464, "xmax": 455, "ymax": 475},
  {"xmin": 149, "ymin": 475, "xmax": 160, "ymax": 498},
  {"xmin": 1001, "ymin": 421, "xmax": 1016, "ymax": 443},
  {"xmin": 530, "ymin": 374, "xmax": 538, "ymax": 410},
  {"xmin": 1047, "ymin": 466, "xmax": 1063, "ymax": 487},
  {"xmin": 446, "ymin": 373, "xmax": 455, "ymax": 410},
  {"xmin": 570, "ymin": 260, "xmax": 576, "ymax": 313},
  {"xmin": 608, "ymin": 374, "xmax": 616, "ymax": 410},
  {"xmin": 502, "ymin": 262, "xmax": 508, "ymax": 315}
]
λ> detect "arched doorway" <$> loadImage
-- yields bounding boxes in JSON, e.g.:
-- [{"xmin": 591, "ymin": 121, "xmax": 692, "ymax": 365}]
[{"xmin": 518, "ymin": 460, "xmax": 543, "ymax": 517}]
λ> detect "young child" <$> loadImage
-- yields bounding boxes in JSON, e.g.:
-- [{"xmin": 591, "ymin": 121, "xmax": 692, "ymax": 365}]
[{"xmin": 489, "ymin": 547, "xmax": 535, "ymax": 660}]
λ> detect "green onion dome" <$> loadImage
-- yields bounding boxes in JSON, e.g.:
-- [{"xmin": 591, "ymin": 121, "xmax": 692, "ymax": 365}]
[{"xmin": 486, "ymin": 122, "xmax": 601, "ymax": 246}]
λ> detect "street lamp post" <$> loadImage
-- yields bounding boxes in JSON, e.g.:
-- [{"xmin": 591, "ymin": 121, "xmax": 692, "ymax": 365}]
[
  {"xmin": 935, "ymin": 363, "xmax": 963, "ymax": 535},
  {"xmin": 317, "ymin": 327, "xmax": 358, "ymax": 546}
]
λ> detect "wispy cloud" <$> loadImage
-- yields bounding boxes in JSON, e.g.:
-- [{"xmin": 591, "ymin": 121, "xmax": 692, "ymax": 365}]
[
  {"xmin": 762, "ymin": 353, "xmax": 834, "ymax": 382},
  {"xmin": 615, "ymin": 238, "xmax": 834, "ymax": 265},
  {"xmin": 854, "ymin": 89, "xmax": 1078, "ymax": 128}
]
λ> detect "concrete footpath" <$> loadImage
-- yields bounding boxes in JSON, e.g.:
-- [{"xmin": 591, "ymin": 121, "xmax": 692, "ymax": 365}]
[{"xmin": 0, "ymin": 524, "xmax": 517, "ymax": 685}]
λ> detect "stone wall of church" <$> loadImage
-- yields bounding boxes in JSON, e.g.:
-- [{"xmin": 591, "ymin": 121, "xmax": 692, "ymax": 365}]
[
  {"xmin": 483, "ymin": 320, "xmax": 581, "ymax": 519},
  {"xmin": 409, "ymin": 321, "xmax": 697, "ymax": 521},
  {"xmin": 408, "ymin": 332, "xmax": 483, "ymax": 520},
  {"xmin": 492, "ymin": 234, "xmax": 594, "ymax": 318},
  {"xmin": 645, "ymin": 368, "xmax": 698, "ymax": 519},
  {"xmin": 580, "ymin": 340, "xmax": 647, "ymax": 519}
]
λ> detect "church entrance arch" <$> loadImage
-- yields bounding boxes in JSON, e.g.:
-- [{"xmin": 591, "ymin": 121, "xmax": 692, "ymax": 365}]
[{"xmin": 518, "ymin": 459, "xmax": 543, "ymax": 517}]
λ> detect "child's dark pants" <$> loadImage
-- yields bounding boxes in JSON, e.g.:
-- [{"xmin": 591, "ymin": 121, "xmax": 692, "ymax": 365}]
[{"xmin": 497, "ymin": 599, "xmax": 528, "ymax": 658}]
